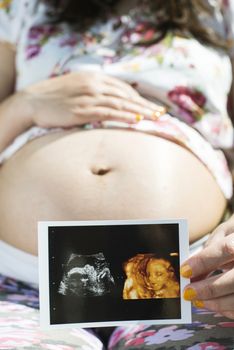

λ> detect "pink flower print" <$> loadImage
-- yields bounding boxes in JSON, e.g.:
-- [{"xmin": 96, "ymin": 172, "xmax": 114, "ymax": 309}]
[
  {"xmin": 124, "ymin": 330, "xmax": 156, "ymax": 347},
  {"xmin": 135, "ymin": 22, "xmax": 155, "ymax": 38},
  {"xmin": 144, "ymin": 325, "xmax": 194, "ymax": 345},
  {"xmin": 125, "ymin": 337, "xmax": 145, "ymax": 347},
  {"xmin": 143, "ymin": 29, "xmax": 156, "ymax": 41},
  {"xmin": 170, "ymin": 86, "xmax": 206, "ymax": 109},
  {"xmin": 26, "ymin": 25, "xmax": 62, "ymax": 60},
  {"xmin": 122, "ymin": 21, "xmax": 158, "ymax": 45},
  {"xmin": 187, "ymin": 342, "xmax": 226, "ymax": 350},
  {"xmin": 178, "ymin": 105, "xmax": 198, "ymax": 124},
  {"xmin": 135, "ymin": 23, "xmax": 146, "ymax": 32},
  {"xmin": 108, "ymin": 328, "xmax": 127, "ymax": 349},
  {"xmin": 29, "ymin": 26, "xmax": 46, "ymax": 40},
  {"xmin": 168, "ymin": 86, "xmax": 206, "ymax": 124},
  {"xmin": 60, "ymin": 33, "xmax": 78, "ymax": 47},
  {"xmin": 26, "ymin": 44, "xmax": 41, "ymax": 59},
  {"xmin": 29, "ymin": 25, "xmax": 60, "ymax": 41},
  {"xmin": 222, "ymin": 0, "xmax": 229, "ymax": 6},
  {"xmin": 0, "ymin": 330, "xmax": 41, "ymax": 349},
  {"xmin": 108, "ymin": 325, "xmax": 149, "ymax": 349},
  {"xmin": 219, "ymin": 322, "xmax": 234, "ymax": 328}
]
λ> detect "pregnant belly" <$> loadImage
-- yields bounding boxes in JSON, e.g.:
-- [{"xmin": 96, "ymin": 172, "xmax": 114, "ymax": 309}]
[{"xmin": 0, "ymin": 128, "xmax": 226, "ymax": 255}]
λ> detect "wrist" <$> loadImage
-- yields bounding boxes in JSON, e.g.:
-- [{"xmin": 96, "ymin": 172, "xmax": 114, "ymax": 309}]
[
  {"xmin": 0, "ymin": 91, "xmax": 34, "ymax": 153},
  {"xmin": 12, "ymin": 90, "xmax": 35, "ymax": 129}
]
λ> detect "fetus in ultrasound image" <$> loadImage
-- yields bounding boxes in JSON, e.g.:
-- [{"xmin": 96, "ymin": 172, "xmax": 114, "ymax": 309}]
[
  {"xmin": 123, "ymin": 253, "xmax": 180, "ymax": 299},
  {"xmin": 58, "ymin": 253, "xmax": 115, "ymax": 297}
]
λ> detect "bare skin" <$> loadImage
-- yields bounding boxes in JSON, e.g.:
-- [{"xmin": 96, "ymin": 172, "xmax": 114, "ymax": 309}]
[{"xmin": 0, "ymin": 128, "xmax": 226, "ymax": 255}]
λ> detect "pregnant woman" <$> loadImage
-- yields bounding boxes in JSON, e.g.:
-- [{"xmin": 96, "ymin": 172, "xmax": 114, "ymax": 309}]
[{"xmin": 0, "ymin": 0, "xmax": 234, "ymax": 348}]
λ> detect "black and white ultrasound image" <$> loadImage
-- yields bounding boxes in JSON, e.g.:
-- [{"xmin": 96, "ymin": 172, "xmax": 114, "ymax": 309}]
[{"xmin": 58, "ymin": 252, "xmax": 115, "ymax": 297}]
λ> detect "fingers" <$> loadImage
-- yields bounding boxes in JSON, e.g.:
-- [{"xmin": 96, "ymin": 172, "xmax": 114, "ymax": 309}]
[
  {"xmin": 101, "ymin": 85, "xmax": 166, "ymax": 115},
  {"xmin": 72, "ymin": 106, "xmax": 140, "ymax": 124},
  {"xmin": 28, "ymin": 71, "xmax": 166, "ymax": 116},
  {"xmin": 182, "ymin": 230, "xmax": 234, "ymax": 318},
  {"xmin": 181, "ymin": 232, "xmax": 234, "ymax": 279},
  {"xmin": 104, "ymin": 76, "xmax": 167, "ymax": 114},
  {"xmin": 205, "ymin": 214, "xmax": 234, "ymax": 248},
  {"xmin": 220, "ymin": 311, "xmax": 234, "ymax": 319},
  {"xmin": 78, "ymin": 72, "xmax": 166, "ymax": 115},
  {"xmin": 133, "ymin": 95, "xmax": 167, "ymax": 116},
  {"xmin": 104, "ymin": 75, "xmax": 141, "ymax": 99},
  {"xmin": 194, "ymin": 294, "xmax": 234, "ymax": 314},
  {"xmin": 73, "ymin": 95, "xmax": 160, "ymax": 121},
  {"xmin": 183, "ymin": 268, "xmax": 234, "ymax": 317},
  {"xmin": 28, "ymin": 70, "xmax": 167, "ymax": 128},
  {"xmin": 220, "ymin": 261, "xmax": 234, "ymax": 270},
  {"xmin": 183, "ymin": 269, "xmax": 234, "ymax": 301}
]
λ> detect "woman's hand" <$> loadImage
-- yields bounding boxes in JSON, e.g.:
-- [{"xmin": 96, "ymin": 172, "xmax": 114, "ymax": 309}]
[
  {"xmin": 181, "ymin": 214, "xmax": 234, "ymax": 319},
  {"xmin": 24, "ymin": 71, "xmax": 166, "ymax": 128}
]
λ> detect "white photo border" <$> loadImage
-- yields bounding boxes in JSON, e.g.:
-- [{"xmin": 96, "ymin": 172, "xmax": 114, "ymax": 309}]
[{"xmin": 38, "ymin": 219, "xmax": 191, "ymax": 329}]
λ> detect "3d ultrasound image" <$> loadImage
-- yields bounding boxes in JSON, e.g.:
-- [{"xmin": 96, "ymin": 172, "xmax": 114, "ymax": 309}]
[
  {"xmin": 58, "ymin": 252, "xmax": 115, "ymax": 297},
  {"xmin": 122, "ymin": 253, "xmax": 180, "ymax": 299}
]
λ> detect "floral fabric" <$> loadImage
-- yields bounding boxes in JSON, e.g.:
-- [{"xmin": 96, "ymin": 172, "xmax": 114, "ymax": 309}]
[
  {"xmin": 1, "ymin": 274, "xmax": 234, "ymax": 349},
  {"xmin": 0, "ymin": 274, "xmax": 39, "ymax": 309},
  {"xmin": 108, "ymin": 310, "xmax": 234, "ymax": 350},
  {"xmin": 0, "ymin": 301, "xmax": 104, "ymax": 350},
  {"xmin": 0, "ymin": 0, "xmax": 233, "ymax": 198},
  {"xmin": 0, "ymin": 274, "xmax": 104, "ymax": 350}
]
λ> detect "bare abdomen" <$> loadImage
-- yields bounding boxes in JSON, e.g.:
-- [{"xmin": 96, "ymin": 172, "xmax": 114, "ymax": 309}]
[{"xmin": 0, "ymin": 128, "xmax": 226, "ymax": 255}]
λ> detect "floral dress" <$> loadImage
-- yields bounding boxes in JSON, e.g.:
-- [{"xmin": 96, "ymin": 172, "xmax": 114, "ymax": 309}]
[{"xmin": 0, "ymin": 0, "xmax": 233, "ymax": 199}]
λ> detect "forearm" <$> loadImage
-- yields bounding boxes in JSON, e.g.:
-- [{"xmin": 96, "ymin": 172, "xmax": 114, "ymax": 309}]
[{"xmin": 0, "ymin": 92, "xmax": 33, "ymax": 154}]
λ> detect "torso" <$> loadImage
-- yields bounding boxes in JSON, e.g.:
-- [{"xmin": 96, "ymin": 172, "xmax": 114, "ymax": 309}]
[{"xmin": 0, "ymin": 129, "xmax": 226, "ymax": 255}]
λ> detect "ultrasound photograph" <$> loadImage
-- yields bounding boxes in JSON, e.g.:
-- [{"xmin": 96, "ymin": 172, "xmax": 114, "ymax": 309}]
[
  {"xmin": 58, "ymin": 252, "xmax": 115, "ymax": 297},
  {"xmin": 38, "ymin": 219, "xmax": 191, "ymax": 328},
  {"xmin": 122, "ymin": 253, "xmax": 180, "ymax": 300}
]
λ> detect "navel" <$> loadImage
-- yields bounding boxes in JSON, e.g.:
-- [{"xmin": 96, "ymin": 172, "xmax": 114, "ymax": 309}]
[{"xmin": 90, "ymin": 165, "xmax": 112, "ymax": 176}]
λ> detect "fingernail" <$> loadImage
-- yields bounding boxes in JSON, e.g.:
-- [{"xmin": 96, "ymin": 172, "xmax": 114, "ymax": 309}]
[
  {"xmin": 152, "ymin": 107, "xmax": 167, "ymax": 120},
  {"xmin": 152, "ymin": 111, "xmax": 161, "ymax": 120},
  {"xmin": 135, "ymin": 114, "xmax": 144, "ymax": 122},
  {"xmin": 183, "ymin": 287, "xmax": 197, "ymax": 301},
  {"xmin": 192, "ymin": 300, "xmax": 205, "ymax": 309},
  {"xmin": 180, "ymin": 264, "xmax": 193, "ymax": 278},
  {"xmin": 157, "ymin": 106, "xmax": 167, "ymax": 113}
]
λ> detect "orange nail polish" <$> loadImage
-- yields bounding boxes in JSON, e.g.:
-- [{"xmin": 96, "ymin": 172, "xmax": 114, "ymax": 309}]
[
  {"xmin": 157, "ymin": 106, "xmax": 167, "ymax": 113},
  {"xmin": 135, "ymin": 114, "xmax": 144, "ymax": 122},
  {"xmin": 192, "ymin": 300, "xmax": 205, "ymax": 309},
  {"xmin": 152, "ymin": 107, "xmax": 167, "ymax": 120},
  {"xmin": 180, "ymin": 264, "xmax": 193, "ymax": 278},
  {"xmin": 152, "ymin": 111, "xmax": 161, "ymax": 120},
  {"xmin": 183, "ymin": 287, "xmax": 197, "ymax": 301}
]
